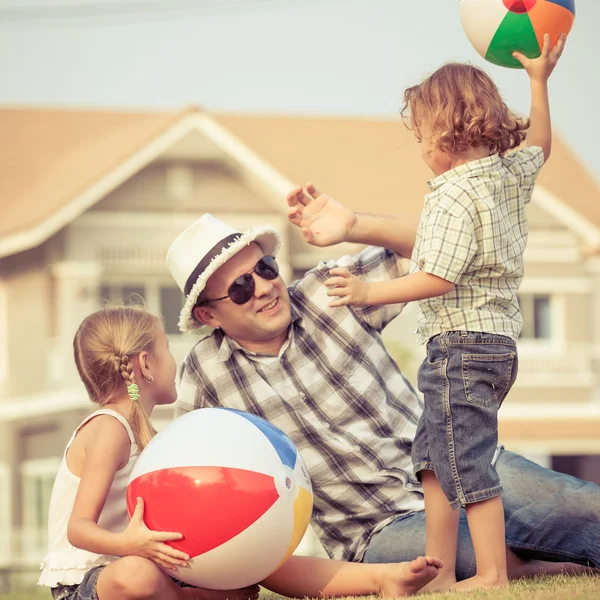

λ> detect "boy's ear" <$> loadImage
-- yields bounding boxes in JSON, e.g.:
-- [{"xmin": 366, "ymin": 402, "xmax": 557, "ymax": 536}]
[{"xmin": 193, "ymin": 305, "xmax": 220, "ymax": 329}]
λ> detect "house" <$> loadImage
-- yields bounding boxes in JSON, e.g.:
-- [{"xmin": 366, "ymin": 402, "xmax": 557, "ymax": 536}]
[{"xmin": 0, "ymin": 105, "xmax": 599, "ymax": 586}]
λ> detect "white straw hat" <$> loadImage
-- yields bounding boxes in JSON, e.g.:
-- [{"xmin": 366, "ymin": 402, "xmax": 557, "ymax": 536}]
[{"xmin": 167, "ymin": 214, "xmax": 282, "ymax": 333}]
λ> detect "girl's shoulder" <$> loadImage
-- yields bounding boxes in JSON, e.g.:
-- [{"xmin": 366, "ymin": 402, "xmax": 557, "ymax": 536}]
[{"xmin": 68, "ymin": 411, "xmax": 134, "ymax": 476}]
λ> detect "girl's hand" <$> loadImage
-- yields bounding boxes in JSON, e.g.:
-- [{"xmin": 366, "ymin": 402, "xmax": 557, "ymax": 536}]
[
  {"xmin": 287, "ymin": 183, "xmax": 357, "ymax": 247},
  {"xmin": 513, "ymin": 33, "xmax": 566, "ymax": 82},
  {"xmin": 324, "ymin": 268, "xmax": 369, "ymax": 307},
  {"xmin": 121, "ymin": 497, "xmax": 190, "ymax": 572}
]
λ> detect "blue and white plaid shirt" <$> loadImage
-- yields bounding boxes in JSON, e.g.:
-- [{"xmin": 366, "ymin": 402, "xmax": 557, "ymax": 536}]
[{"xmin": 175, "ymin": 247, "xmax": 425, "ymax": 561}]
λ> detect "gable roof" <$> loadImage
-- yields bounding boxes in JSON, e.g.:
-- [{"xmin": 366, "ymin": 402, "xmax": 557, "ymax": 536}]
[
  {"xmin": 1, "ymin": 106, "xmax": 599, "ymax": 258},
  {"xmin": 0, "ymin": 106, "xmax": 198, "ymax": 255},
  {"xmin": 215, "ymin": 113, "xmax": 600, "ymax": 243}
]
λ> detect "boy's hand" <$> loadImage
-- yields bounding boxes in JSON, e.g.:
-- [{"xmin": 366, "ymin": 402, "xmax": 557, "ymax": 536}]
[
  {"xmin": 287, "ymin": 183, "xmax": 357, "ymax": 247},
  {"xmin": 121, "ymin": 497, "xmax": 189, "ymax": 572},
  {"xmin": 513, "ymin": 33, "xmax": 566, "ymax": 82},
  {"xmin": 324, "ymin": 268, "xmax": 369, "ymax": 307}
]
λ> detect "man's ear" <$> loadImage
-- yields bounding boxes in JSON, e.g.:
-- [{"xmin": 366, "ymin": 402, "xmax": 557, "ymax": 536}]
[{"xmin": 193, "ymin": 305, "xmax": 220, "ymax": 329}]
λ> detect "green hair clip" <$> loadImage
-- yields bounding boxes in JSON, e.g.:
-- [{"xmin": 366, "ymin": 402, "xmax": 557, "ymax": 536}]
[{"xmin": 127, "ymin": 384, "xmax": 140, "ymax": 402}]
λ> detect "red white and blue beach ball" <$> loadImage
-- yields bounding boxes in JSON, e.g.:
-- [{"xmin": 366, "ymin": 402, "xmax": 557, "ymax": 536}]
[{"xmin": 126, "ymin": 408, "xmax": 313, "ymax": 589}]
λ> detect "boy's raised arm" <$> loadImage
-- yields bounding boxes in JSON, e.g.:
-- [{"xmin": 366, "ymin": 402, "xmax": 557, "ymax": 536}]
[{"xmin": 513, "ymin": 33, "xmax": 566, "ymax": 161}]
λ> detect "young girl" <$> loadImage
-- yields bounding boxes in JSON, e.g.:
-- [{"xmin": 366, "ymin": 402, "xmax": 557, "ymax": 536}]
[
  {"xmin": 287, "ymin": 35, "xmax": 565, "ymax": 592},
  {"xmin": 39, "ymin": 305, "xmax": 442, "ymax": 600}
]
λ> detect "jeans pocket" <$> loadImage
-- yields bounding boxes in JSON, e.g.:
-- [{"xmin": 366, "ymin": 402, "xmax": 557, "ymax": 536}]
[{"xmin": 462, "ymin": 352, "xmax": 516, "ymax": 408}]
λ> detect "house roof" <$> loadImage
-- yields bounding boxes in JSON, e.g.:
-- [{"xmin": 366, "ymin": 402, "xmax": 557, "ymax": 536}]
[
  {"xmin": 0, "ymin": 105, "xmax": 195, "ymax": 243},
  {"xmin": 1, "ymin": 105, "xmax": 599, "ymax": 257},
  {"xmin": 215, "ymin": 113, "xmax": 600, "ymax": 233}
]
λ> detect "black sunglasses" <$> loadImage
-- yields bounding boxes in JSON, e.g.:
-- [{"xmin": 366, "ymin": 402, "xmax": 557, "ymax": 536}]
[{"xmin": 200, "ymin": 255, "xmax": 279, "ymax": 306}]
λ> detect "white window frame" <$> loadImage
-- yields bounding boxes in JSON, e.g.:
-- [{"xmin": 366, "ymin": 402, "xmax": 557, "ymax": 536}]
[
  {"xmin": 0, "ymin": 463, "xmax": 11, "ymax": 566},
  {"xmin": 517, "ymin": 278, "xmax": 575, "ymax": 357},
  {"xmin": 20, "ymin": 457, "xmax": 61, "ymax": 562},
  {"xmin": 99, "ymin": 275, "xmax": 185, "ymax": 335},
  {"xmin": 0, "ymin": 282, "xmax": 7, "ymax": 382}
]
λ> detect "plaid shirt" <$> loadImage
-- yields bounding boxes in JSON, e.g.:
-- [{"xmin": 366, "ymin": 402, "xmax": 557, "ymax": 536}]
[
  {"xmin": 175, "ymin": 247, "xmax": 425, "ymax": 561},
  {"xmin": 410, "ymin": 147, "xmax": 545, "ymax": 344}
]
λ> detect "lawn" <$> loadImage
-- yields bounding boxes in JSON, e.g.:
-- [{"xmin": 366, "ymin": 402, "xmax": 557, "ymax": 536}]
[{"xmin": 4, "ymin": 574, "xmax": 599, "ymax": 600}]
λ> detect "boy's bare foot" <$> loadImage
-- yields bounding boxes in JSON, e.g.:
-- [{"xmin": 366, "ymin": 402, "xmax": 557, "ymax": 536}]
[
  {"xmin": 377, "ymin": 556, "xmax": 443, "ymax": 597},
  {"xmin": 182, "ymin": 584, "xmax": 260, "ymax": 600},
  {"xmin": 451, "ymin": 574, "xmax": 508, "ymax": 591}
]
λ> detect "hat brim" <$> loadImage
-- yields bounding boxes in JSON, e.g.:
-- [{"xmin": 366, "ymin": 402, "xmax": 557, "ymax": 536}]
[{"xmin": 179, "ymin": 226, "xmax": 282, "ymax": 333}]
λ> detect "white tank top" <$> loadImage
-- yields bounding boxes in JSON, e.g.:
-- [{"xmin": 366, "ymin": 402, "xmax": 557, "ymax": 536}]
[{"xmin": 38, "ymin": 409, "xmax": 139, "ymax": 587}]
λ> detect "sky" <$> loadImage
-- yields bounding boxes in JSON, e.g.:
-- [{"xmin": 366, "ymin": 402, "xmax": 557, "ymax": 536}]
[{"xmin": 0, "ymin": 0, "xmax": 599, "ymax": 179}]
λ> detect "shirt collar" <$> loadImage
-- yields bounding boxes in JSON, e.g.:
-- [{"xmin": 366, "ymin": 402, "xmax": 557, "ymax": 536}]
[
  {"xmin": 427, "ymin": 154, "xmax": 502, "ymax": 192},
  {"xmin": 214, "ymin": 303, "xmax": 305, "ymax": 363}
]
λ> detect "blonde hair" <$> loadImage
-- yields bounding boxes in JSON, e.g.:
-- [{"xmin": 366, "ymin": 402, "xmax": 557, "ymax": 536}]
[
  {"xmin": 401, "ymin": 63, "xmax": 529, "ymax": 156},
  {"xmin": 73, "ymin": 306, "xmax": 160, "ymax": 450}
]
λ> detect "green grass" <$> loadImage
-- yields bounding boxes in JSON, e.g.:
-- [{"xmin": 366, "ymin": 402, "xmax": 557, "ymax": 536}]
[{"xmin": 4, "ymin": 574, "xmax": 599, "ymax": 600}]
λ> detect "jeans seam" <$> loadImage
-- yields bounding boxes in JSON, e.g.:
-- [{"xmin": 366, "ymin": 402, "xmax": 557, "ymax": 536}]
[
  {"xmin": 414, "ymin": 461, "xmax": 434, "ymax": 476},
  {"xmin": 450, "ymin": 485, "xmax": 503, "ymax": 509},
  {"xmin": 441, "ymin": 335, "xmax": 466, "ymax": 507}
]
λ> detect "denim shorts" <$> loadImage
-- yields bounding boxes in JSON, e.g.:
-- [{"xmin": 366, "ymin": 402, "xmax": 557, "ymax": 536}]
[
  {"xmin": 50, "ymin": 567, "xmax": 103, "ymax": 600},
  {"xmin": 412, "ymin": 330, "xmax": 518, "ymax": 509},
  {"xmin": 50, "ymin": 566, "xmax": 192, "ymax": 599}
]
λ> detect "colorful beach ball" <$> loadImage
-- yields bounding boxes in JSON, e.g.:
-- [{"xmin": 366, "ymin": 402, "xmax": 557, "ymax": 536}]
[
  {"xmin": 460, "ymin": 0, "xmax": 575, "ymax": 69},
  {"xmin": 126, "ymin": 408, "xmax": 313, "ymax": 590}
]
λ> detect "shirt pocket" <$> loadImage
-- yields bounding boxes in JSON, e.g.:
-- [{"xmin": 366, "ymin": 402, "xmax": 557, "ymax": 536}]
[{"xmin": 462, "ymin": 352, "xmax": 517, "ymax": 409}]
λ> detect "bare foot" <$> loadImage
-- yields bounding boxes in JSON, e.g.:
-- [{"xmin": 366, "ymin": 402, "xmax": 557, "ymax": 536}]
[
  {"xmin": 451, "ymin": 574, "xmax": 508, "ymax": 591},
  {"xmin": 183, "ymin": 584, "xmax": 260, "ymax": 600},
  {"xmin": 417, "ymin": 573, "xmax": 457, "ymax": 594},
  {"xmin": 377, "ymin": 556, "xmax": 444, "ymax": 597}
]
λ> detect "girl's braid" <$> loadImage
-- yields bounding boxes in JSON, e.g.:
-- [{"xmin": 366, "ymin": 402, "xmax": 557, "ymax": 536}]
[{"xmin": 114, "ymin": 355, "xmax": 135, "ymax": 386}]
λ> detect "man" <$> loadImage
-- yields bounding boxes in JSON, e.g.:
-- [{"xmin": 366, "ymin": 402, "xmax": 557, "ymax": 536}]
[{"xmin": 166, "ymin": 187, "xmax": 599, "ymax": 581}]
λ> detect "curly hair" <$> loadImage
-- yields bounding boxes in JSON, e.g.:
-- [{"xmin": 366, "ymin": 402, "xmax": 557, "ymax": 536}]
[{"xmin": 401, "ymin": 63, "xmax": 529, "ymax": 156}]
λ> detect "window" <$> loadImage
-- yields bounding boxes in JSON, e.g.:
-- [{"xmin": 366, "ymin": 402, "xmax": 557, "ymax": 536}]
[
  {"xmin": 21, "ymin": 458, "xmax": 61, "ymax": 561},
  {"xmin": 160, "ymin": 285, "xmax": 184, "ymax": 335},
  {"xmin": 99, "ymin": 281, "xmax": 184, "ymax": 335},
  {"xmin": 518, "ymin": 294, "xmax": 551, "ymax": 340},
  {"xmin": 0, "ymin": 463, "xmax": 10, "ymax": 565},
  {"xmin": 21, "ymin": 458, "xmax": 60, "ymax": 531},
  {"xmin": 100, "ymin": 284, "xmax": 145, "ymax": 306}
]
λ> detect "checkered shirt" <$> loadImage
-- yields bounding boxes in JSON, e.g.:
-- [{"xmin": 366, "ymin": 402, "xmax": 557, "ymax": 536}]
[
  {"xmin": 410, "ymin": 146, "xmax": 545, "ymax": 344},
  {"xmin": 175, "ymin": 247, "xmax": 425, "ymax": 562}
]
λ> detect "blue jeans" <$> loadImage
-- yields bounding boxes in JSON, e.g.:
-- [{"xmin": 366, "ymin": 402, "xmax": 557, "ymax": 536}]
[
  {"xmin": 412, "ymin": 331, "xmax": 518, "ymax": 509},
  {"xmin": 363, "ymin": 448, "xmax": 600, "ymax": 579}
]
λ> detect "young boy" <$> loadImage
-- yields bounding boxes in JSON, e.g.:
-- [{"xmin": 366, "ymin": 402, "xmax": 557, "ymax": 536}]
[{"xmin": 291, "ymin": 34, "xmax": 566, "ymax": 591}]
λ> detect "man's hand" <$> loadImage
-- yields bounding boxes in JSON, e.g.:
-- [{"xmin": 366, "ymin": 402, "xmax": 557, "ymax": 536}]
[
  {"xmin": 513, "ymin": 33, "xmax": 566, "ymax": 82},
  {"xmin": 287, "ymin": 183, "xmax": 357, "ymax": 247},
  {"xmin": 324, "ymin": 268, "xmax": 370, "ymax": 307}
]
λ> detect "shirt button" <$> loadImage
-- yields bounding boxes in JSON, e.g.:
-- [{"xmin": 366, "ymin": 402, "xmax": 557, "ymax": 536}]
[{"xmin": 299, "ymin": 392, "xmax": 306, "ymax": 400}]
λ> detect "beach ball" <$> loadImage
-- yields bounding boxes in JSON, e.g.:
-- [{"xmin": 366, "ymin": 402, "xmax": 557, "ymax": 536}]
[
  {"xmin": 126, "ymin": 408, "xmax": 313, "ymax": 590},
  {"xmin": 460, "ymin": 0, "xmax": 575, "ymax": 69}
]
